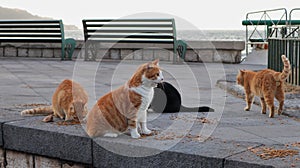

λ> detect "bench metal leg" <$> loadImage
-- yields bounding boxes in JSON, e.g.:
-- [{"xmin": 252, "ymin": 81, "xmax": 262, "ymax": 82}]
[
  {"xmin": 173, "ymin": 40, "xmax": 187, "ymax": 63},
  {"xmin": 63, "ymin": 38, "xmax": 76, "ymax": 60},
  {"xmin": 177, "ymin": 40, "xmax": 187, "ymax": 60}
]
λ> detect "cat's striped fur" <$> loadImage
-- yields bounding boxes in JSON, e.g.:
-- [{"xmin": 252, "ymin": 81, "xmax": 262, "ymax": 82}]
[
  {"xmin": 236, "ymin": 55, "xmax": 290, "ymax": 118},
  {"xmin": 21, "ymin": 79, "xmax": 88, "ymax": 122},
  {"xmin": 86, "ymin": 59, "xmax": 163, "ymax": 138}
]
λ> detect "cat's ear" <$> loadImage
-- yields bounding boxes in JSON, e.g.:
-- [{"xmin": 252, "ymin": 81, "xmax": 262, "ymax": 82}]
[
  {"xmin": 146, "ymin": 63, "xmax": 153, "ymax": 70},
  {"xmin": 146, "ymin": 59, "xmax": 159, "ymax": 70},
  {"xmin": 152, "ymin": 59, "xmax": 159, "ymax": 66},
  {"xmin": 239, "ymin": 69, "xmax": 246, "ymax": 74}
]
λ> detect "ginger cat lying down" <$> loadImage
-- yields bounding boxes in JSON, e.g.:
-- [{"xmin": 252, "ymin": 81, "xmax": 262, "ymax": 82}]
[
  {"xmin": 236, "ymin": 55, "xmax": 290, "ymax": 118},
  {"xmin": 21, "ymin": 79, "xmax": 88, "ymax": 122},
  {"xmin": 86, "ymin": 59, "xmax": 163, "ymax": 138}
]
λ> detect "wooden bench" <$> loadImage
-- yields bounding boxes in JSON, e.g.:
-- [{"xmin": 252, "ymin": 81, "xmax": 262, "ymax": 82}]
[
  {"xmin": 82, "ymin": 19, "xmax": 187, "ymax": 62},
  {"xmin": 0, "ymin": 20, "xmax": 76, "ymax": 60}
]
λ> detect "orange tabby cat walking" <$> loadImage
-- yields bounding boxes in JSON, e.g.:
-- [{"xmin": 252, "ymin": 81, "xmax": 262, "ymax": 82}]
[
  {"xmin": 236, "ymin": 55, "xmax": 290, "ymax": 118},
  {"xmin": 86, "ymin": 59, "xmax": 163, "ymax": 138},
  {"xmin": 21, "ymin": 79, "xmax": 88, "ymax": 122}
]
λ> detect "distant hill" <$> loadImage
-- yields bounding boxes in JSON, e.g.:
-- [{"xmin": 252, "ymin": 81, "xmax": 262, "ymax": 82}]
[{"xmin": 0, "ymin": 6, "xmax": 78, "ymax": 30}]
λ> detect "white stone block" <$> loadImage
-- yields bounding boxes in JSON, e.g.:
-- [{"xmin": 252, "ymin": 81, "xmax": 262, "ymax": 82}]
[
  {"xmin": 184, "ymin": 50, "xmax": 198, "ymax": 62},
  {"xmin": 35, "ymin": 156, "xmax": 61, "ymax": 167},
  {"xmin": 197, "ymin": 50, "xmax": 214, "ymax": 62},
  {"xmin": 110, "ymin": 49, "xmax": 120, "ymax": 60},
  {"xmin": 62, "ymin": 163, "xmax": 85, "ymax": 168},
  {"xmin": 6, "ymin": 150, "xmax": 33, "ymax": 168},
  {"xmin": 4, "ymin": 47, "xmax": 17, "ymax": 57},
  {"xmin": 90, "ymin": 49, "xmax": 111, "ymax": 60},
  {"xmin": 0, "ymin": 149, "xmax": 4, "ymax": 168},
  {"xmin": 42, "ymin": 49, "xmax": 54, "ymax": 58},
  {"xmin": 215, "ymin": 50, "xmax": 241, "ymax": 63},
  {"xmin": 121, "ymin": 49, "xmax": 134, "ymax": 60},
  {"xmin": 213, "ymin": 51, "xmax": 223, "ymax": 63},
  {"xmin": 17, "ymin": 48, "xmax": 28, "ymax": 57},
  {"xmin": 54, "ymin": 49, "xmax": 62, "ymax": 58},
  {"xmin": 0, "ymin": 47, "xmax": 3, "ymax": 57},
  {"xmin": 154, "ymin": 49, "xmax": 171, "ymax": 61},
  {"xmin": 133, "ymin": 49, "xmax": 143, "ymax": 60},
  {"xmin": 75, "ymin": 49, "xmax": 85, "ymax": 59},
  {"xmin": 28, "ymin": 49, "xmax": 42, "ymax": 57},
  {"xmin": 142, "ymin": 49, "xmax": 154, "ymax": 61}
]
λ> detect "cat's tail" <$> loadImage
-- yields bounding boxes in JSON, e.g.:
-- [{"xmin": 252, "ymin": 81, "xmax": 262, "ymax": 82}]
[
  {"xmin": 21, "ymin": 106, "xmax": 53, "ymax": 116},
  {"xmin": 279, "ymin": 55, "xmax": 291, "ymax": 81},
  {"xmin": 180, "ymin": 106, "xmax": 214, "ymax": 112}
]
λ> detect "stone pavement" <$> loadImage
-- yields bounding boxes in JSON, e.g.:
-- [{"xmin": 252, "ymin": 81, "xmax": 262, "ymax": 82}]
[{"xmin": 0, "ymin": 57, "xmax": 299, "ymax": 168}]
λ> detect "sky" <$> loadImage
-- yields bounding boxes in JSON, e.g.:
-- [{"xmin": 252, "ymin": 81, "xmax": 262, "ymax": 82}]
[{"xmin": 1, "ymin": 0, "xmax": 300, "ymax": 30}]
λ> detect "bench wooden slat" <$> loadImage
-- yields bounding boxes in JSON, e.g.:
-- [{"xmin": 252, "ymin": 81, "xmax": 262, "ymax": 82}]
[
  {"xmin": 0, "ymin": 38, "xmax": 62, "ymax": 43},
  {"xmin": 85, "ymin": 29, "xmax": 173, "ymax": 34},
  {"xmin": 85, "ymin": 39, "xmax": 173, "ymax": 43},
  {"xmin": 0, "ymin": 34, "xmax": 62, "ymax": 38},
  {"xmin": 0, "ymin": 25, "xmax": 60, "ymax": 29},
  {"xmin": 0, "ymin": 30, "xmax": 62, "ymax": 33},
  {"xmin": 83, "ymin": 19, "xmax": 173, "ymax": 22},
  {"xmin": 85, "ymin": 34, "xmax": 174, "ymax": 39},
  {"xmin": 0, "ymin": 20, "xmax": 62, "ymax": 24},
  {"xmin": 84, "ymin": 24, "xmax": 172, "ymax": 28}
]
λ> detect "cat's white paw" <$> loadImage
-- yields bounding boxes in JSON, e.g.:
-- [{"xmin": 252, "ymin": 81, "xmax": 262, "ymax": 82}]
[
  {"xmin": 104, "ymin": 133, "xmax": 118, "ymax": 138},
  {"xmin": 141, "ymin": 128, "xmax": 152, "ymax": 135},
  {"xmin": 130, "ymin": 129, "xmax": 141, "ymax": 139},
  {"xmin": 140, "ymin": 122, "xmax": 151, "ymax": 135},
  {"xmin": 244, "ymin": 107, "xmax": 250, "ymax": 111}
]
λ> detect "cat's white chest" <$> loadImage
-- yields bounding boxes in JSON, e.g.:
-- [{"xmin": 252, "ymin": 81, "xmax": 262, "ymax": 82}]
[
  {"xmin": 141, "ymin": 87, "xmax": 154, "ymax": 111},
  {"xmin": 130, "ymin": 86, "xmax": 154, "ymax": 111}
]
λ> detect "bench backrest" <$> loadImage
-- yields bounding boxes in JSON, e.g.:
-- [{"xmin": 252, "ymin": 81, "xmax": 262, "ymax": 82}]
[
  {"xmin": 82, "ymin": 19, "xmax": 177, "ymax": 45},
  {"xmin": 0, "ymin": 20, "xmax": 65, "ymax": 43}
]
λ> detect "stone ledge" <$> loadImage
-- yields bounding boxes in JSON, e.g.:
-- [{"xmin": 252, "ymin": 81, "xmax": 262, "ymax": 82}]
[
  {"xmin": 3, "ymin": 116, "xmax": 92, "ymax": 165},
  {"xmin": 187, "ymin": 40, "xmax": 245, "ymax": 50},
  {"xmin": 0, "ymin": 108, "xmax": 25, "ymax": 147},
  {"xmin": 0, "ymin": 111, "xmax": 287, "ymax": 168},
  {"xmin": 92, "ymin": 140, "xmax": 223, "ymax": 168}
]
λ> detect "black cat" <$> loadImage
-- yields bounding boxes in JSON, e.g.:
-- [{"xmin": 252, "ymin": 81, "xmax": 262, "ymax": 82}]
[{"xmin": 150, "ymin": 82, "xmax": 214, "ymax": 113}]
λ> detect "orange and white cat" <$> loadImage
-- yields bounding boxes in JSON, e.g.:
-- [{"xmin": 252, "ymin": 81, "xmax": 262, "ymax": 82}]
[
  {"xmin": 236, "ymin": 55, "xmax": 290, "ymax": 118},
  {"xmin": 21, "ymin": 79, "xmax": 88, "ymax": 122},
  {"xmin": 86, "ymin": 59, "xmax": 163, "ymax": 138}
]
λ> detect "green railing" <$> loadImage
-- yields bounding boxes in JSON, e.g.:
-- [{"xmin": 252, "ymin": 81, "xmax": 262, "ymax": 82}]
[
  {"xmin": 268, "ymin": 25, "xmax": 300, "ymax": 86},
  {"xmin": 242, "ymin": 8, "xmax": 288, "ymax": 56},
  {"xmin": 268, "ymin": 8, "xmax": 300, "ymax": 85},
  {"xmin": 242, "ymin": 8, "xmax": 300, "ymax": 85}
]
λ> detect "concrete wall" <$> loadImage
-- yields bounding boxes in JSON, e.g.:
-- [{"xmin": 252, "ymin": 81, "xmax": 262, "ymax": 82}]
[{"xmin": 0, "ymin": 40, "xmax": 245, "ymax": 63}]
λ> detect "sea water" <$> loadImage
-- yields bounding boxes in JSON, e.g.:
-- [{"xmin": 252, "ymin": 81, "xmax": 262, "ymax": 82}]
[
  {"xmin": 65, "ymin": 29, "xmax": 246, "ymax": 41},
  {"xmin": 65, "ymin": 29, "xmax": 249, "ymax": 57}
]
